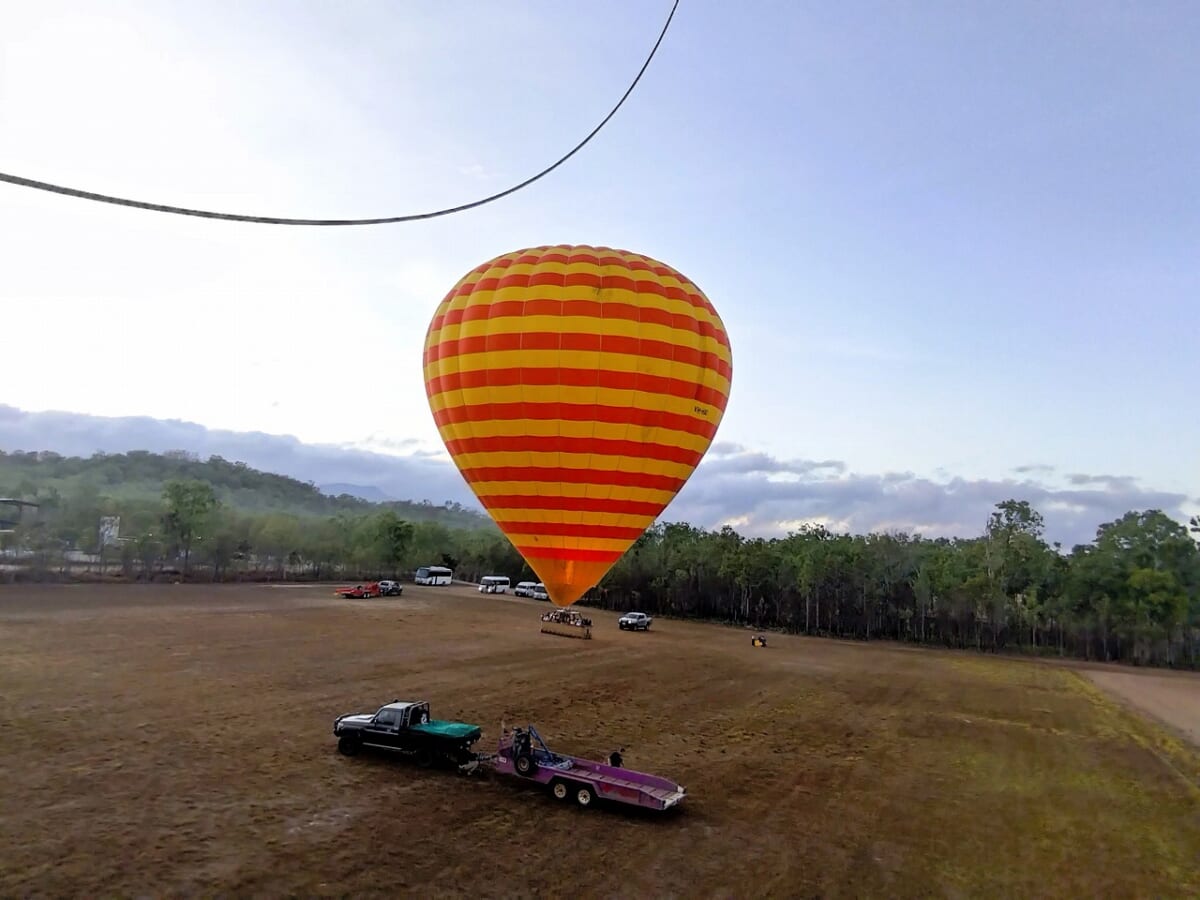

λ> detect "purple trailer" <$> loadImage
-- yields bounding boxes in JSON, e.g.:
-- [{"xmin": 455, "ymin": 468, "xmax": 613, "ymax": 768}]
[{"xmin": 480, "ymin": 724, "xmax": 687, "ymax": 812}]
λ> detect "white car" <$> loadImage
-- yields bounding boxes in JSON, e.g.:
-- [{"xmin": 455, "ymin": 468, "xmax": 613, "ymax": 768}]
[{"xmin": 618, "ymin": 612, "xmax": 652, "ymax": 631}]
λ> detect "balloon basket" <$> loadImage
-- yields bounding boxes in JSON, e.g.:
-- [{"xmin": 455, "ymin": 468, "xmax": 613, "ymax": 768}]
[{"xmin": 539, "ymin": 608, "xmax": 593, "ymax": 640}]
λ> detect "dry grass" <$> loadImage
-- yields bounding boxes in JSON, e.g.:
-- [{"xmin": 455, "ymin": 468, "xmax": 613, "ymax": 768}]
[{"xmin": 1, "ymin": 583, "xmax": 1197, "ymax": 898}]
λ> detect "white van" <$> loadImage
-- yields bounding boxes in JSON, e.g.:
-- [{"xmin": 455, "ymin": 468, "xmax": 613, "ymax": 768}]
[
  {"xmin": 513, "ymin": 581, "xmax": 537, "ymax": 598},
  {"xmin": 478, "ymin": 575, "xmax": 510, "ymax": 594},
  {"xmin": 531, "ymin": 583, "xmax": 549, "ymax": 601},
  {"xmin": 414, "ymin": 565, "xmax": 453, "ymax": 586}
]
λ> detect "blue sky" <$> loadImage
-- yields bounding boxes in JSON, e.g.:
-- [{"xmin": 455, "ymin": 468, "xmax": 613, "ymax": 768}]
[{"xmin": 1, "ymin": 0, "xmax": 1196, "ymax": 545}]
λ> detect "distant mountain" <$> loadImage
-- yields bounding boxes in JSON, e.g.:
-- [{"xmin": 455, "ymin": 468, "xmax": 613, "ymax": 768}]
[
  {"xmin": 0, "ymin": 403, "xmax": 478, "ymax": 512},
  {"xmin": 320, "ymin": 483, "xmax": 395, "ymax": 502},
  {"xmin": 0, "ymin": 447, "xmax": 490, "ymax": 529}
]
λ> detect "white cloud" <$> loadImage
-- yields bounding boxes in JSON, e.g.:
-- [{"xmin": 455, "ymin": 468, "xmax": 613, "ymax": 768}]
[
  {"xmin": 662, "ymin": 444, "xmax": 1194, "ymax": 548},
  {"xmin": 0, "ymin": 2, "xmax": 495, "ymax": 454},
  {"xmin": 457, "ymin": 164, "xmax": 503, "ymax": 181},
  {"xmin": 2, "ymin": 404, "xmax": 1192, "ymax": 550}
]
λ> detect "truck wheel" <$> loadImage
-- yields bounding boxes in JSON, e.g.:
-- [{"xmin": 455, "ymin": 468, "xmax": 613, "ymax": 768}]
[
  {"xmin": 575, "ymin": 784, "xmax": 595, "ymax": 808},
  {"xmin": 550, "ymin": 779, "xmax": 570, "ymax": 802},
  {"xmin": 515, "ymin": 752, "xmax": 537, "ymax": 777},
  {"xmin": 337, "ymin": 736, "xmax": 360, "ymax": 756},
  {"xmin": 415, "ymin": 747, "xmax": 435, "ymax": 768}
]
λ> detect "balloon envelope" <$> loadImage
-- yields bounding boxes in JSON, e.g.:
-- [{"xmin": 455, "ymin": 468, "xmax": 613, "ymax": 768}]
[{"xmin": 423, "ymin": 245, "xmax": 732, "ymax": 607}]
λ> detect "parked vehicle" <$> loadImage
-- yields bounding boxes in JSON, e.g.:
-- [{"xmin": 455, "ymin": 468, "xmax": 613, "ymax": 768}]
[
  {"xmin": 414, "ymin": 565, "xmax": 453, "ymax": 585},
  {"xmin": 333, "ymin": 699, "xmax": 687, "ymax": 813},
  {"xmin": 333, "ymin": 699, "xmax": 483, "ymax": 768},
  {"xmin": 513, "ymin": 581, "xmax": 537, "ymax": 598},
  {"xmin": 378, "ymin": 580, "xmax": 403, "ymax": 596},
  {"xmin": 618, "ymin": 612, "xmax": 653, "ymax": 631},
  {"xmin": 478, "ymin": 575, "xmax": 510, "ymax": 594},
  {"xmin": 531, "ymin": 583, "xmax": 549, "ymax": 601}
]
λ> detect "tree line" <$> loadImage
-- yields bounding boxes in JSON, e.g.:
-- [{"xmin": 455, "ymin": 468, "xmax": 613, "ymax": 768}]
[
  {"xmin": 3, "ymin": 456, "xmax": 1198, "ymax": 669},
  {"xmin": 591, "ymin": 501, "xmax": 1200, "ymax": 669},
  {"xmin": 1, "ymin": 477, "xmax": 523, "ymax": 586}
]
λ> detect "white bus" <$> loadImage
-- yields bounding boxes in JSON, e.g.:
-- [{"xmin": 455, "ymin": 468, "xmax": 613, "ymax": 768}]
[
  {"xmin": 478, "ymin": 575, "xmax": 510, "ymax": 594},
  {"xmin": 414, "ymin": 565, "xmax": 453, "ymax": 585}
]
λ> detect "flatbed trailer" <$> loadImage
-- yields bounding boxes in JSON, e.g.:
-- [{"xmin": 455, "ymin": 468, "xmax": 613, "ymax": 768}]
[
  {"xmin": 334, "ymin": 582, "xmax": 380, "ymax": 599},
  {"xmin": 477, "ymin": 724, "xmax": 686, "ymax": 812}
]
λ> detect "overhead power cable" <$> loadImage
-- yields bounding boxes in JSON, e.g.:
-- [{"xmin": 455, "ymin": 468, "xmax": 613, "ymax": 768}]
[{"xmin": 0, "ymin": 0, "xmax": 679, "ymax": 226}]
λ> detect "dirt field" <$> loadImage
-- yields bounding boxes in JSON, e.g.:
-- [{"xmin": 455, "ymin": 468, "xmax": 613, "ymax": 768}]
[{"xmin": 2, "ymin": 583, "xmax": 1198, "ymax": 898}]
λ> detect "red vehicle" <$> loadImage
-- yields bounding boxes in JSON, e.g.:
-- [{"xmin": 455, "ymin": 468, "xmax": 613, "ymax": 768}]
[{"xmin": 335, "ymin": 582, "xmax": 381, "ymax": 599}]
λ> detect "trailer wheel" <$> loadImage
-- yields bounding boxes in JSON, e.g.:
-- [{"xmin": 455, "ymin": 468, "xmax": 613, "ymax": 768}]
[
  {"xmin": 337, "ymin": 736, "xmax": 360, "ymax": 756},
  {"xmin": 515, "ymin": 752, "xmax": 537, "ymax": 777},
  {"xmin": 550, "ymin": 779, "xmax": 570, "ymax": 802},
  {"xmin": 575, "ymin": 784, "xmax": 595, "ymax": 808}
]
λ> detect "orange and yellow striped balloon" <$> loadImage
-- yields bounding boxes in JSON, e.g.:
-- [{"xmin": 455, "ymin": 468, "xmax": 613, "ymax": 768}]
[{"xmin": 423, "ymin": 245, "xmax": 733, "ymax": 608}]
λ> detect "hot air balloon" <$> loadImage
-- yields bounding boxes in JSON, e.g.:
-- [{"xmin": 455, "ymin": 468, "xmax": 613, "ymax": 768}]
[{"xmin": 423, "ymin": 244, "xmax": 732, "ymax": 608}]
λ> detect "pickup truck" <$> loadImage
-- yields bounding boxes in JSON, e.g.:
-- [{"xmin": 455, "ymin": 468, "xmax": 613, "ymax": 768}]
[
  {"xmin": 618, "ymin": 611, "xmax": 653, "ymax": 631},
  {"xmin": 333, "ymin": 699, "xmax": 483, "ymax": 768}
]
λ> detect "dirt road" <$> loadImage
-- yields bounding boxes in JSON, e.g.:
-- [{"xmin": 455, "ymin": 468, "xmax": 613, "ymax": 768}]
[
  {"xmin": 1081, "ymin": 667, "xmax": 1200, "ymax": 748},
  {"xmin": 1, "ymin": 583, "xmax": 1197, "ymax": 898}
]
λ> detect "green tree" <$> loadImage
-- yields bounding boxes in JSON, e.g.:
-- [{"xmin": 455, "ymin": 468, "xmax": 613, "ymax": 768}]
[
  {"xmin": 374, "ymin": 511, "xmax": 414, "ymax": 578},
  {"xmin": 161, "ymin": 479, "xmax": 218, "ymax": 576},
  {"xmin": 1122, "ymin": 568, "xmax": 1189, "ymax": 664}
]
